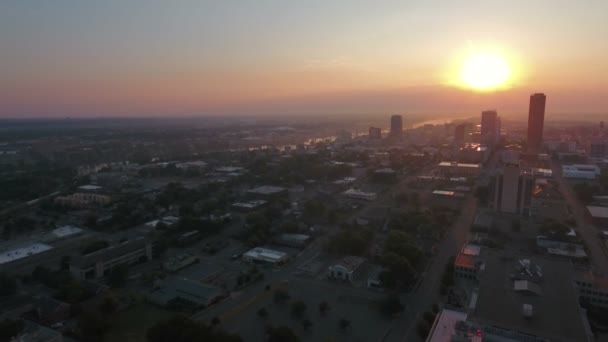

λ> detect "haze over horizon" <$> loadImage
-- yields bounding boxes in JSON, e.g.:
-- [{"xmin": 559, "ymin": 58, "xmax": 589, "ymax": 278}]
[{"xmin": 2, "ymin": 0, "xmax": 608, "ymax": 118}]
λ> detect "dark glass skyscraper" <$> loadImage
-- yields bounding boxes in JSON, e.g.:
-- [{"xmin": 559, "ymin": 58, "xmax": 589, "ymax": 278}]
[
  {"xmin": 390, "ymin": 115, "xmax": 403, "ymax": 137},
  {"xmin": 527, "ymin": 93, "xmax": 546, "ymax": 152},
  {"xmin": 481, "ymin": 110, "xmax": 499, "ymax": 145}
]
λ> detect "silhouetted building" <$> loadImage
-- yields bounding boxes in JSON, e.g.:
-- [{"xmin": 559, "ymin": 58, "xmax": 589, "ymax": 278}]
[
  {"xmin": 390, "ymin": 115, "xmax": 403, "ymax": 137},
  {"xmin": 481, "ymin": 110, "xmax": 499, "ymax": 145},
  {"xmin": 527, "ymin": 93, "xmax": 546, "ymax": 152},
  {"xmin": 454, "ymin": 123, "xmax": 466, "ymax": 144},
  {"xmin": 494, "ymin": 163, "xmax": 534, "ymax": 214},
  {"xmin": 368, "ymin": 126, "xmax": 381, "ymax": 139},
  {"xmin": 589, "ymin": 140, "xmax": 608, "ymax": 158}
]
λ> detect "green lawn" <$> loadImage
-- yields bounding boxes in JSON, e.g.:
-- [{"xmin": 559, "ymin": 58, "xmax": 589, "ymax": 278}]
[{"xmin": 104, "ymin": 302, "xmax": 174, "ymax": 342}]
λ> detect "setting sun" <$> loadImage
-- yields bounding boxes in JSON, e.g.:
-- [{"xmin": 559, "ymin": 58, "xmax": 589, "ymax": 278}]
[{"xmin": 460, "ymin": 52, "xmax": 512, "ymax": 91}]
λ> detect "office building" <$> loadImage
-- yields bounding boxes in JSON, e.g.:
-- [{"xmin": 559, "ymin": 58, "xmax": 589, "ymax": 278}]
[
  {"xmin": 242, "ymin": 247, "xmax": 288, "ymax": 264},
  {"xmin": 368, "ymin": 126, "xmax": 382, "ymax": 139},
  {"xmin": 454, "ymin": 123, "xmax": 466, "ymax": 144},
  {"xmin": 437, "ymin": 162, "xmax": 481, "ymax": 177},
  {"xmin": 527, "ymin": 93, "xmax": 547, "ymax": 152},
  {"xmin": 480, "ymin": 110, "xmax": 499, "ymax": 145},
  {"xmin": 494, "ymin": 163, "xmax": 534, "ymax": 214},
  {"xmin": 390, "ymin": 115, "xmax": 403, "ymax": 137},
  {"xmin": 430, "ymin": 249, "xmax": 593, "ymax": 342},
  {"xmin": 328, "ymin": 256, "xmax": 366, "ymax": 282},
  {"xmin": 148, "ymin": 276, "xmax": 225, "ymax": 309},
  {"xmin": 589, "ymin": 140, "xmax": 608, "ymax": 158},
  {"xmin": 70, "ymin": 238, "xmax": 153, "ymax": 280}
]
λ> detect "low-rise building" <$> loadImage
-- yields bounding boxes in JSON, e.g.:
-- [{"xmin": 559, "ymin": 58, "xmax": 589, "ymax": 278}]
[
  {"xmin": 24, "ymin": 297, "xmax": 71, "ymax": 326},
  {"xmin": 148, "ymin": 276, "xmax": 225, "ymax": 310},
  {"xmin": 276, "ymin": 234, "xmax": 311, "ymax": 248},
  {"xmin": 231, "ymin": 199, "xmax": 268, "ymax": 212},
  {"xmin": 454, "ymin": 243, "xmax": 482, "ymax": 281},
  {"xmin": 242, "ymin": 247, "xmax": 288, "ymax": 265},
  {"xmin": 70, "ymin": 238, "xmax": 152, "ymax": 280},
  {"xmin": 0, "ymin": 243, "xmax": 54, "ymax": 265},
  {"xmin": 163, "ymin": 253, "xmax": 199, "ymax": 272},
  {"xmin": 328, "ymin": 256, "xmax": 366, "ymax": 282},
  {"xmin": 536, "ymin": 236, "xmax": 587, "ymax": 259},
  {"xmin": 177, "ymin": 230, "xmax": 201, "ymax": 245},
  {"xmin": 437, "ymin": 162, "xmax": 481, "ymax": 177},
  {"xmin": 575, "ymin": 271, "xmax": 608, "ymax": 308},
  {"xmin": 175, "ymin": 160, "xmax": 208, "ymax": 170},
  {"xmin": 562, "ymin": 164, "xmax": 600, "ymax": 180},
  {"xmin": 444, "ymin": 248, "xmax": 594, "ymax": 342},
  {"xmin": 54, "ymin": 192, "xmax": 111, "ymax": 208},
  {"xmin": 247, "ymin": 185, "xmax": 288, "ymax": 200},
  {"xmin": 587, "ymin": 206, "xmax": 608, "ymax": 227},
  {"xmin": 11, "ymin": 320, "xmax": 63, "ymax": 342},
  {"xmin": 343, "ymin": 188, "xmax": 377, "ymax": 201}
]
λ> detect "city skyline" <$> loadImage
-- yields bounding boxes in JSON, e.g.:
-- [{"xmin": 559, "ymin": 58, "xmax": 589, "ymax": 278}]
[{"xmin": 2, "ymin": 1, "xmax": 608, "ymax": 118}]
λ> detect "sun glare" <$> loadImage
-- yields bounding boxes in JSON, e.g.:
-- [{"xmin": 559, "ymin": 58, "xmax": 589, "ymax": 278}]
[{"xmin": 459, "ymin": 52, "xmax": 512, "ymax": 91}]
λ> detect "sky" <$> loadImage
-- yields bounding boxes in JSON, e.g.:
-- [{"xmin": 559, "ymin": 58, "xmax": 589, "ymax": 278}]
[{"xmin": 1, "ymin": 0, "xmax": 608, "ymax": 118}]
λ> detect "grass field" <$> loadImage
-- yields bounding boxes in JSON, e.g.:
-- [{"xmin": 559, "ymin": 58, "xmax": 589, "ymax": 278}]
[{"xmin": 104, "ymin": 302, "xmax": 174, "ymax": 342}]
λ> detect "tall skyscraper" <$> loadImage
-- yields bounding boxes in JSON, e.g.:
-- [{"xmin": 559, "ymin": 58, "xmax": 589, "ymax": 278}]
[
  {"xmin": 494, "ymin": 163, "xmax": 534, "ymax": 214},
  {"xmin": 481, "ymin": 110, "xmax": 499, "ymax": 145},
  {"xmin": 527, "ymin": 93, "xmax": 546, "ymax": 152},
  {"xmin": 390, "ymin": 115, "xmax": 403, "ymax": 137},
  {"xmin": 454, "ymin": 123, "xmax": 467, "ymax": 144}
]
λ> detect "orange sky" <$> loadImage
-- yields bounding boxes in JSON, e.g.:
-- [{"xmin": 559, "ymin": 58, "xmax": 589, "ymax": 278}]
[{"xmin": 1, "ymin": 1, "xmax": 608, "ymax": 118}]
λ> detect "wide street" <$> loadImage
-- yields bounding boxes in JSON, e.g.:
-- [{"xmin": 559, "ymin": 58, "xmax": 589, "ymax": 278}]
[
  {"xmin": 383, "ymin": 195, "xmax": 477, "ymax": 342},
  {"xmin": 552, "ymin": 162, "xmax": 608, "ymax": 274}
]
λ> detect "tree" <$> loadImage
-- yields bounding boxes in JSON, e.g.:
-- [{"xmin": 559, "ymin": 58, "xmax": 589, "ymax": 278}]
[
  {"xmin": 378, "ymin": 293, "xmax": 404, "ymax": 317},
  {"xmin": 108, "ymin": 264, "xmax": 129, "ymax": 288},
  {"xmin": 416, "ymin": 321, "xmax": 431, "ymax": 340},
  {"xmin": 77, "ymin": 312, "xmax": 110, "ymax": 342},
  {"xmin": 339, "ymin": 318, "xmax": 351, "ymax": 331},
  {"xmin": 98, "ymin": 294, "xmax": 118, "ymax": 314},
  {"xmin": 475, "ymin": 186, "xmax": 489, "ymax": 205},
  {"xmin": 257, "ymin": 307, "xmax": 268, "ymax": 318},
  {"xmin": 290, "ymin": 300, "xmax": 307, "ymax": 318},
  {"xmin": 211, "ymin": 316, "xmax": 221, "ymax": 327},
  {"xmin": 0, "ymin": 318, "xmax": 24, "ymax": 341},
  {"xmin": 511, "ymin": 219, "xmax": 521, "ymax": 232},
  {"xmin": 304, "ymin": 200, "xmax": 326, "ymax": 219},
  {"xmin": 423, "ymin": 311, "xmax": 436, "ymax": 325},
  {"xmin": 267, "ymin": 326, "xmax": 300, "ymax": 342},
  {"xmin": 378, "ymin": 270, "xmax": 397, "ymax": 290},
  {"xmin": 273, "ymin": 289, "xmax": 290, "ymax": 304},
  {"xmin": 147, "ymin": 315, "xmax": 242, "ymax": 342},
  {"xmin": 302, "ymin": 318, "xmax": 312, "ymax": 331},
  {"xmin": 318, "ymin": 301, "xmax": 330, "ymax": 315},
  {"xmin": 0, "ymin": 272, "xmax": 16, "ymax": 297}
]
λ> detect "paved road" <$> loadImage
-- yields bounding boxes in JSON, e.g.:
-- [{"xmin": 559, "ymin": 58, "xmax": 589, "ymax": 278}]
[
  {"xmin": 383, "ymin": 195, "xmax": 478, "ymax": 342},
  {"xmin": 552, "ymin": 162, "xmax": 608, "ymax": 274}
]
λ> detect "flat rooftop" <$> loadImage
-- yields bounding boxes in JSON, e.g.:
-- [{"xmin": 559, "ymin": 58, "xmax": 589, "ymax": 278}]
[
  {"xmin": 52, "ymin": 225, "xmax": 83, "ymax": 238},
  {"xmin": 334, "ymin": 256, "xmax": 366, "ymax": 272},
  {"xmin": 587, "ymin": 206, "xmax": 608, "ymax": 219},
  {"xmin": 438, "ymin": 162, "xmax": 481, "ymax": 168},
  {"xmin": 0, "ymin": 243, "xmax": 54, "ymax": 264},
  {"xmin": 247, "ymin": 185, "xmax": 287, "ymax": 195},
  {"xmin": 216, "ymin": 166, "xmax": 245, "ymax": 173},
  {"xmin": 78, "ymin": 184, "xmax": 102, "ymax": 191},
  {"xmin": 232, "ymin": 199, "xmax": 267, "ymax": 209},
  {"xmin": 243, "ymin": 247, "xmax": 287, "ymax": 261},
  {"xmin": 427, "ymin": 309, "xmax": 468, "ymax": 342},
  {"xmin": 470, "ymin": 251, "xmax": 588, "ymax": 342}
]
